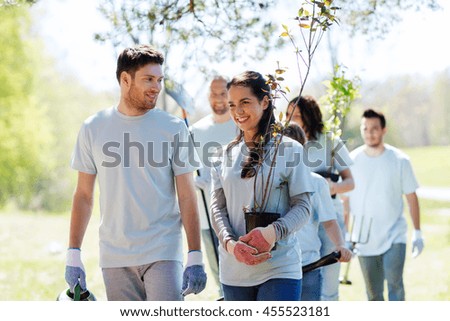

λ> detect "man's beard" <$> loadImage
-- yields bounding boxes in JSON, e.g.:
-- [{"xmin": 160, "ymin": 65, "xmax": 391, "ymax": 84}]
[
  {"xmin": 365, "ymin": 138, "xmax": 383, "ymax": 148},
  {"xmin": 126, "ymin": 85, "xmax": 157, "ymax": 113},
  {"xmin": 212, "ymin": 105, "xmax": 229, "ymax": 116}
]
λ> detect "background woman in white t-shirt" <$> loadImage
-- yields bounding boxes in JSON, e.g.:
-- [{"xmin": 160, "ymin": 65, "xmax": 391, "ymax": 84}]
[{"xmin": 286, "ymin": 95, "xmax": 355, "ymax": 301}]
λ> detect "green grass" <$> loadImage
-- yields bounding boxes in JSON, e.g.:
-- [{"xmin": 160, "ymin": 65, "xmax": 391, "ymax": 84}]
[
  {"xmin": 339, "ymin": 200, "xmax": 450, "ymax": 301},
  {"xmin": 0, "ymin": 210, "xmax": 106, "ymax": 301},
  {"xmin": 0, "ymin": 208, "xmax": 218, "ymax": 301},
  {"xmin": 0, "ymin": 199, "xmax": 448, "ymax": 301},
  {"xmin": 0, "ymin": 145, "xmax": 448, "ymax": 301},
  {"xmin": 403, "ymin": 145, "xmax": 450, "ymax": 187}
]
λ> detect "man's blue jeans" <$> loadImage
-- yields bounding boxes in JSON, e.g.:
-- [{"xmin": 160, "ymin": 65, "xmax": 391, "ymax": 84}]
[
  {"xmin": 222, "ymin": 278, "xmax": 302, "ymax": 301},
  {"xmin": 358, "ymin": 243, "xmax": 406, "ymax": 301}
]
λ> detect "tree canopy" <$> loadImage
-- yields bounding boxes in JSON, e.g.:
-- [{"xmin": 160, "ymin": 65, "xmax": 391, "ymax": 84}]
[
  {"xmin": 335, "ymin": 0, "xmax": 440, "ymax": 38},
  {"xmin": 95, "ymin": 0, "xmax": 282, "ymax": 75}
]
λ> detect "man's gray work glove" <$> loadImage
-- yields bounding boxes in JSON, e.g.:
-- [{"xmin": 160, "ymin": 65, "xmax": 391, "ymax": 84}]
[
  {"xmin": 65, "ymin": 248, "xmax": 87, "ymax": 292},
  {"xmin": 181, "ymin": 250, "xmax": 207, "ymax": 296},
  {"xmin": 411, "ymin": 230, "xmax": 424, "ymax": 258}
]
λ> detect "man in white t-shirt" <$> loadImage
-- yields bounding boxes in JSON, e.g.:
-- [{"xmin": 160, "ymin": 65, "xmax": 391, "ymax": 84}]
[
  {"xmin": 65, "ymin": 45, "xmax": 207, "ymax": 300},
  {"xmin": 190, "ymin": 76, "xmax": 238, "ymax": 294},
  {"xmin": 345, "ymin": 109, "xmax": 424, "ymax": 301}
]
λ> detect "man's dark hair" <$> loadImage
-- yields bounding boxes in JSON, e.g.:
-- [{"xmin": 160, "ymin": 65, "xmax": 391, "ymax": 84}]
[
  {"xmin": 116, "ymin": 45, "xmax": 164, "ymax": 83},
  {"xmin": 362, "ymin": 109, "xmax": 386, "ymax": 128}
]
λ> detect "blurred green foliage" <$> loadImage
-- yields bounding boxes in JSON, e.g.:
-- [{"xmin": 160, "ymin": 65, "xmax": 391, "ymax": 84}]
[
  {"xmin": 0, "ymin": 5, "xmax": 53, "ymax": 209},
  {"xmin": 0, "ymin": 5, "xmax": 116, "ymax": 212}
]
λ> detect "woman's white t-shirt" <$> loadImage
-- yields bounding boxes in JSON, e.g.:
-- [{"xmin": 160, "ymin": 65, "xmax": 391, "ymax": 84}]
[{"xmin": 211, "ymin": 137, "xmax": 314, "ymax": 286}]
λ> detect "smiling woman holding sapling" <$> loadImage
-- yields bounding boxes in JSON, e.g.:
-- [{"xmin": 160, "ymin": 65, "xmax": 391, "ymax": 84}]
[{"xmin": 210, "ymin": 71, "xmax": 314, "ymax": 301}]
